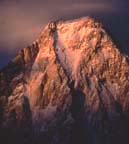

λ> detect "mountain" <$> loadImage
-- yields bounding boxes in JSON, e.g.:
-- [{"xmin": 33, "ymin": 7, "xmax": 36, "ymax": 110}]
[{"xmin": 0, "ymin": 17, "xmax": 129, "ymax": 144}]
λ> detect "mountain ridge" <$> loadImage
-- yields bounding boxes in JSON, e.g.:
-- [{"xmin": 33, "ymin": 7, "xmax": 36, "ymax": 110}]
[{"xmin": 0, "ymin": 16, "xmax": 129, "ymax": 144}]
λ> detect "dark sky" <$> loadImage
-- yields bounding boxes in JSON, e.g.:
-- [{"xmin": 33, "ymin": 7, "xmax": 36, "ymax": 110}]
[{"xmin": 0, "ymin": 0, "xmax": 129, "ymax": 68}]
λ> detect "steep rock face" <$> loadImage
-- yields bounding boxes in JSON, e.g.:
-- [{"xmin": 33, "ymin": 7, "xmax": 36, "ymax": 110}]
[{"xmin": 0, "ymin": 17, "xmax": 129, "ymax": 144}]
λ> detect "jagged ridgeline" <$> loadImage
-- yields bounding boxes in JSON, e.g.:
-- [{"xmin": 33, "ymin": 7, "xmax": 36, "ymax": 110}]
[{"xmin": 0, "ymin": 17, "xmax": 129, "ymax": 144}]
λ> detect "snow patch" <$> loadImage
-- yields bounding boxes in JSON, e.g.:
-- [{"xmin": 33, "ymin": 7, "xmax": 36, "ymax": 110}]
[
  {"xmin": 32, "ymin": 104, "xmax": 57, "ymax": 132},
  {"xmin": 53, "ymin": 23, "xmax": 84, "ymax": 79}
]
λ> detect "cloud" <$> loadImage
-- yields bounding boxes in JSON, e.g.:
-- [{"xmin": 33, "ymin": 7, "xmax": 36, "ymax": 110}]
[
  {"xmin": 62, "ymin": 2, "xmax": 116, "ymax": 13},
  {"xmin": 0, "ymin": 0, "xmax": 127, "ymax": 55}
]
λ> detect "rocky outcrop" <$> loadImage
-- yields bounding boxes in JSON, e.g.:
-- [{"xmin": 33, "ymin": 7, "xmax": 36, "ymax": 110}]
[{"xmin": 0, "ymin": 17, "xmax": 129, "ymax": 144}]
